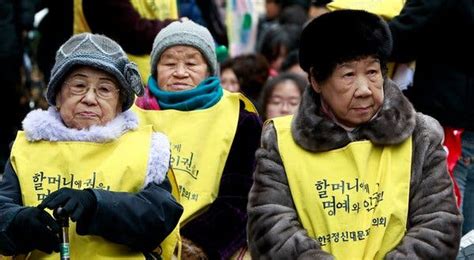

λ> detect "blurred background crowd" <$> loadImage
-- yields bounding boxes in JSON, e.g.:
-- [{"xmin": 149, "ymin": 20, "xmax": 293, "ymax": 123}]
[
  {"xmin": 1, "ymin": 0, "xmax": 473, "ymax": 252},
  {"xmin": 0, "ymin": 0, "xmax": 322, "ymax": 169}
]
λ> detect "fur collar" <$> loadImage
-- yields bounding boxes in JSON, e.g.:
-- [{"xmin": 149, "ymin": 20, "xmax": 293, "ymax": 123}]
[
  {"xmin": 292, "ymin": 79, "xmax": 416, "ymax": 152},
  {"xmin": 22, "ymin": 107, "xmax": 138, "ymax": 142},
  {"xmin": 22, "ymin": 107, "xmax": 168, "ymax": 185}
]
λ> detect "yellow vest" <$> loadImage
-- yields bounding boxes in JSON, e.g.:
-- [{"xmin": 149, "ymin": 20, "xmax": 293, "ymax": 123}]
[
  {"xmin": 10, "ymin": 127, "xmax": 177, "ymax": 259},
  {"xmin": 273, "ymin": 116, "xmax": 411, "ymax": 260},
  {"xmin": 327, "ymin": 0, "xmax": 405, "ymax": 20},
  {"xmin": 73, "ymin": 0, "xmax": 178, "ymax": 81},
  {"xmin": 133, "ymin": 91, "xmax": 257, "ymax": 224}
]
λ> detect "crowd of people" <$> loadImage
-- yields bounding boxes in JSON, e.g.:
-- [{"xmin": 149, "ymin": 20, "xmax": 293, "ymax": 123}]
[{"xmin": 0, "ymin": 0, "xmax": 473, "ymax": 259}]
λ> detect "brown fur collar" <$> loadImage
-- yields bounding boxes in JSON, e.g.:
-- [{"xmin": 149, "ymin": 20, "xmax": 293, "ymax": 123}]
[{"xmin": 291, "ymin": 79, "xmax": 416, "ymax": 152}]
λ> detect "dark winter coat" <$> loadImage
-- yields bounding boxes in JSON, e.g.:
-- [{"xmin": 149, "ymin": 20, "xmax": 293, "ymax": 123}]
[
  {"xmin": 389, "ymin": 0, "xmax": 474, "ymax": 130},
  {"xmin": 247, "ymin": 80, "xmax": 462, "ymax": 259},
  {"xmin": 82, "ymin": 0, "xmax": 174, "ymax": 56},
  {"xmin": 0, "ymin": 0, "xmax": 35, "ymax": 59},
  {"xmin": 0, "ymin": 109, "xmax": 183, "ymax": 256},
  {"xmin": 36, "ymin": 0, "xmax": 73, "ymax": 81},
  {"xmin": 135, "ymin": 88, "xmax": 262, "ymax": 259},
  {"xmin": 171, "ymin": 102, "xmax": 262, "ymax": 259}
]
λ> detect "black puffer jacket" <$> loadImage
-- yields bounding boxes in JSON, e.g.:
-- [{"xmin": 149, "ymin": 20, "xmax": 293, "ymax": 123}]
[
  {"xmin": 389, "ymin": 0, "xmax": 474, "ymax": 130},
  {"xmin": 0, "ymin": 0, "xmax": 35, "ymax": 58}
]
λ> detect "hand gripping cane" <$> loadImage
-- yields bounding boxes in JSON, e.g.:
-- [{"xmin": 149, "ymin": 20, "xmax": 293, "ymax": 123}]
[{"xmin": 53, "ymin": 207, "xmax": 70, "ymax": 260}]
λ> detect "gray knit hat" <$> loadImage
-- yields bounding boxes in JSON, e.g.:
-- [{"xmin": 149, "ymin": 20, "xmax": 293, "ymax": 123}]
[
  {"xmin": 47, "ymin": 33, "xmax": 144, "ymax": 111},
  {"xmin": 150, "ymin": 19, "xmax": 218, "ymax": 77}
]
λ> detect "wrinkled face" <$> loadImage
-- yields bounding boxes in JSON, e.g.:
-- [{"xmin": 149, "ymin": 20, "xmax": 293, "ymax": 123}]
[
  {"xmin": 311, "ymin": 57, "xmax": 384, "ymax": 127},
  {"xmin": 157, "ymin": 45, "xmax": 209, "ymax": 92},
  {"xmin": 266, "ymin": 79, "xmax": 302, "ymax": 119},
  {"xmin": 56, "ymin": 66, "xmax": 121, "ymax": 129},
  {"xmin": 220, "ymin": 68, "xmax": 240, "ymax": 92}
]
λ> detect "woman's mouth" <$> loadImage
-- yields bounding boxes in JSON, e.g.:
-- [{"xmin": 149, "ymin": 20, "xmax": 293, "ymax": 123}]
[{"xmin": 78, "ymin": 111, "xmax": 98, "ymax": 118}]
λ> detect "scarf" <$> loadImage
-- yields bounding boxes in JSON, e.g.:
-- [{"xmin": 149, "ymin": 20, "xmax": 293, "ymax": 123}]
[{"xmin": 148, "ymin": 76, "xmax": 223, "ymax": 111}]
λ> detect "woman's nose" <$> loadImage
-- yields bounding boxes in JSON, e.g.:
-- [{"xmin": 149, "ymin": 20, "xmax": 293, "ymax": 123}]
[
  {"xmin": 173, "ymin": 63, "xmax": 188, "ymax": 77},
  {"xmin": 81, "ymin": 87, "xmax": 99, "ymax": 104},
  {"xmin": 354, "ymin": 77, "xmax": 372, "ymax": 97}
]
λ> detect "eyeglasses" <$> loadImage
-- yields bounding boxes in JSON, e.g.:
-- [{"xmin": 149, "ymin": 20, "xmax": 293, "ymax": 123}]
[
  {"xmin": 64, "ymin": 80, "xmax": 120, "ymax": 100},
  {"xmin": 268, "ymin": 98, "xmax": 300, "ymax": 107}
]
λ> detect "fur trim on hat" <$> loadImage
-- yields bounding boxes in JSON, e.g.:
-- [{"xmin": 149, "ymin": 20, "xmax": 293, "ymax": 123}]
[{"xmin": 299, "ymin": 9, "xmax": 392, "ymax": 73}]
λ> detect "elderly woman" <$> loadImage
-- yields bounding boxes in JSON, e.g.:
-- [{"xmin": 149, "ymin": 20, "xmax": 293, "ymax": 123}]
[
  {"xmin": 134, "ymin": 20, "xmax": 262, "ymax": 259},
  {"xmin": 247, "ymin": 10, "xmax": 462, "ymax": 259},
  {"xmin": 0, "ymin": 33, "xmax": 183, "ymax": 259}
]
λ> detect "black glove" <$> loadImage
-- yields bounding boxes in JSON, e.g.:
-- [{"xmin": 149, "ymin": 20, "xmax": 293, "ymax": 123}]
[
  {"xmin": 7, "ymin": 207, "xmax": 60, "ymax": 254},
  {"xmin": 38, "ymin": 188, "xmax": 97, "ymax": 222}
]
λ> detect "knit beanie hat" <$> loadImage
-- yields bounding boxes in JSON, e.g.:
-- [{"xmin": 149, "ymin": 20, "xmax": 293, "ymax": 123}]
[
  {"xmin": 299, "ymin": 9, "xmax": 392, "ymax": 73},
  {"xmin": 150, "ymin": 19, "xmax": 218, "ymax": 77},
  {"xmin": 47, "ymin": 33, "xmax": 144, "ymax": 111}
]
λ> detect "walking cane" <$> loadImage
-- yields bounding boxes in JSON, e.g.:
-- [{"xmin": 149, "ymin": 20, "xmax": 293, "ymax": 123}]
[{"xmin": 53, "ymin": 207, "xmax": 70, "ymax": 260}]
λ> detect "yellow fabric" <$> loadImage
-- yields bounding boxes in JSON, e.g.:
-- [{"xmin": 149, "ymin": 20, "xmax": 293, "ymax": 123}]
[
  {"xmin": 10, "ymin": 126, "xmax": 177, "ymax": 259},
  {"xmin": 273, "ymin": 116, "xmax": 411, "ymax": 260},
  {"xmin": 133, "ymin": 91, "xmax": 256, "ymax": 224},
  {"xmin": 73, "ymin": 0, "xmax": 178, "ymax": 81},
  {"xmin": 73, "ymin": 0, "xmax": 91, "ymax": 33},
  {"xmin": 129, "ymin": 0, "xmax": 178, "ymax": 20},
  {"xmin": 164, "ymin": 168, "xmax": 182, "ymax": 259},
  {"xmin": 327, "ymin": 0, "xmax": 405, "ymax": 20}
]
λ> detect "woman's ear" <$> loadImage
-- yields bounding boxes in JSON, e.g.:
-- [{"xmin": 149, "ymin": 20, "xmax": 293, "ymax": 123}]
[
  {"xmin": 116, "ymin": 93, "xmax": 123, "ymax": 112},
  {"xmin": 309, "ymin": 67, "xmax": 321, "ymax": 93},
  {"xmin": 55, "ymin": 94, "xmax": 62, "ymax": 110}
]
